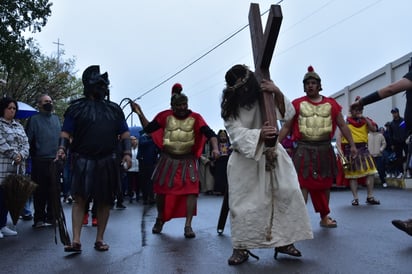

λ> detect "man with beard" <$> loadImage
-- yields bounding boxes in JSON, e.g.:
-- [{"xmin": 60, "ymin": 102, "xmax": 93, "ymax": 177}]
[
  {"xmin": 221, "ymin": 65, "xmax": 313, "ymax": 265},
  {"xmin": 58, "ymin": 65, "xmax": 132, "ymax": 253},
  {"xmin": 130, "ymin": 83, "xmax": 219, "ymax": 238},
  {"xmin": 26, "ymin": 94, "xmax": 61, "ymax": 228}
]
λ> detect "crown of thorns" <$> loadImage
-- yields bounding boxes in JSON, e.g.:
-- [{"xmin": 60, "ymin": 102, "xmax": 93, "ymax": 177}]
[{"xmin": 226, "ymin": 65, "xmax": 251, "ymax": 91}]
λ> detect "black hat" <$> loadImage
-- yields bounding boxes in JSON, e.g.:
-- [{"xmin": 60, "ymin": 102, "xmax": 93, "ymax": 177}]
[
  {"xmin": 391, "ymin": 107, "xmax": 399, "ymax": 113},
  {"xmin": 82, "ymin": 65, "xmax": 109, "ymax": 88}
]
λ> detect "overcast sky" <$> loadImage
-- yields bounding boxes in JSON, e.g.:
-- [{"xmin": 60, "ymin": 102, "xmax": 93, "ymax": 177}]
[{"xmin": 31, "ymin": 0, "xmax": 411, "ymax": 131}]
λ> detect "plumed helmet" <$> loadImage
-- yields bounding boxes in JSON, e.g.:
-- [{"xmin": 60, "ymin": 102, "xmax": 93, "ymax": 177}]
[
  {"xmin": 171, "ymin": 83, "xmax": 183, "ymax": 95},
  {"xmin": 303, "ymin": 65, "xmax": 322, "ymax": 91},
  {"xmin": 82, "ymin": 65, "xmax": 110, "ymax": 89},
  {"xmin": 170, "ymin": 83, "xmax": 188, "ymax": 106}
]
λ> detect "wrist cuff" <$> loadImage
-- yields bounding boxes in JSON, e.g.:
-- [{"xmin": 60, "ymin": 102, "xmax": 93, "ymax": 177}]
[{"xmin": 360, "ymin": 91, "xmax": 380, "ymax": 106}]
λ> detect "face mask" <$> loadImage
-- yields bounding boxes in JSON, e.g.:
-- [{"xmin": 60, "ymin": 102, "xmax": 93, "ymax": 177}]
[
  {"xmin": 43, "ymin": 103, "xmax": 53, "ymax": 112},
  {"xmin": 91, "ymin": 85, "xmax": 108, "ymax": 100}
]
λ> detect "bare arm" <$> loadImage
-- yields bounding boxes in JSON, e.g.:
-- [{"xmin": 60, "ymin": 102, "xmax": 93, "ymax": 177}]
[
  {"xmin": 378, "ymin": 78, "xmax": 412, "ymax": 98},
  {"xmin": 208, "ymin": 136, "xmax": 220, "ymax": 159},
  {"xmin": 120, "ymin": 131, "xmax": 132, "ymax": 169},
  {"xmin": 364, "ymin": 117, "xmax": 377, "ymax": 132},
  {"xmin": 277, "ymin": 119, "xmax": 292, "ymax": 144},
  {"xmin": 130, "ymin": 101, "xmax": 150, "ymax": 128},
  {"xmin": 336, "ymin": 113, "xmax": 357, "ymax": 157},
  {"xmin": 353, "ymin": 77, "xmax": 412, "ymax": 109},
  {"xmin": 56, "ymin": 131, "xmax": 70, "ymax": 160}
]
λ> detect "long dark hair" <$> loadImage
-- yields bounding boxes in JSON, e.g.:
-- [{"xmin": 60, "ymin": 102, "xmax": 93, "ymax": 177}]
[
  {"xmin": 220, "ymin": 65, "xmax": 260, "ymax": 121},
  {"xmin": 0, "ymin": 96, "xmax": 18, "ymax": 118},
  {"xmin": 217, "ymin": 129, "xmax": 231, "ymax": 145}
]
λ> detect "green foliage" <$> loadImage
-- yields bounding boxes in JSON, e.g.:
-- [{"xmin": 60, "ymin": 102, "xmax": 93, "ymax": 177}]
[
  {"xmin": 0, "ymin": 46, "xmax": 83, "ymax": 120},
  {"xmin": 0, "ymin": 0, "xmax": 52, "ymax": 75},
  {"xmin": 0, "ymin": 0, "xmax": 82, "ymax": 120}
]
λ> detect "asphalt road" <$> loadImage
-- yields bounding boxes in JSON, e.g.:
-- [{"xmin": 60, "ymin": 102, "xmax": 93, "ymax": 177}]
[{"xmin": 1, "ymin": 186, "xmax": 412, "ymax": 274}]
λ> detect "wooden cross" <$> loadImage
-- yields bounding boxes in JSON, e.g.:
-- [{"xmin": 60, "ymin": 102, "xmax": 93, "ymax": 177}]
[{"xmin": 249, "ymin": 3, "xmax": 283, "ymax": 146}]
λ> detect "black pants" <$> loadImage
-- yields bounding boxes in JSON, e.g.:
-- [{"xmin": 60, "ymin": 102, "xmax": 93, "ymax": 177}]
[{"xmin": 31, "ymin": 158, "xmax": 55, "ymax": 223}]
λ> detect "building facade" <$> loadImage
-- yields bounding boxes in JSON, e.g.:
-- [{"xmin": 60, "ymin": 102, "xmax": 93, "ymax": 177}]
[{"xmin": 331, "ymin": 52, "xmax": 412, "ymax": 129}]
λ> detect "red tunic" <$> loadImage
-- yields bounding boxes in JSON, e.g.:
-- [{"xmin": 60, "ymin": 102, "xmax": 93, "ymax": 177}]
[
  {"xmin": 149, "ymin": 110, "xmax": 208, "ymax": 221},
  {"xmin": 291, "ymin": 96, "xmax": 342, "ymax": 190}
]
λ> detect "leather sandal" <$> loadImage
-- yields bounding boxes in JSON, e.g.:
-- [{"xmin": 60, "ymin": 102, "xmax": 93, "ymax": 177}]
[
  {"xmin": 228, "ymin": 249, "xmax": 259, "ymax": 265},
  {"xmin": 94, "ymin": 241, "xmax": 109, "ymax": 252},
  {"xmin": 320, "ymin": 216, "xmax": 337, "ymax": 228},
  {"xmin": 366, "ymin": 197, "xmax": 380, "ymax": 205},
  {"xmin": 64, "ymin": 242, "xmax": 82, "ymax": 253},
  {"xmin": 152, "ymin": 218, "xmax": 164, "ymax": 234},
  {"xmin": 352, "ymin": 199, "xmax": 359, "ymax": 206},
  {"xmin": 274, "ymin": 244, "xmax": 302, "ymax": 259},
  {"xmin": 184, "ymin": 226, "xmax": 196, "ymax": 238}
]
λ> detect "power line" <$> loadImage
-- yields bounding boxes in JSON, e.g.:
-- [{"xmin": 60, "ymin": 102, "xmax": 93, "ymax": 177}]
[
  {"xmin": 133, "ymin": 1, "xmax": 284, "ymax": 101},
  {"xmin": 132, "ymin": 24, "xmax": 249, "ymax": 101},
  {"xmin": 133, "ymin": 0, "xmax": 381, "ymax": 102}
]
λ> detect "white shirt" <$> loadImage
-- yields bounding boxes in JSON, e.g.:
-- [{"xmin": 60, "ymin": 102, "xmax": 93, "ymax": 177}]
[{"xmin": 128, "ymin": 146, "xmax": 139, "ymax": 172}]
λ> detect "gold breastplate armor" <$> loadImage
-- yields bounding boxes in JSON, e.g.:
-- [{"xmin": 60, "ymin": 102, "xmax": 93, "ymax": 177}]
[
  {"xmin": 298, "ymin": 101, "xmax": 332, "ymax": 141},
  {"xmin": 163, "ymin": 116, "xmax": 195, "ymax": 155}
]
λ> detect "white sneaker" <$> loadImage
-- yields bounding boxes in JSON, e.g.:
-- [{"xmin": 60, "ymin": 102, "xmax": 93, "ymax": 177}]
[
  {"xmin": 0, "ymin": 231, "xmax": 3, "ymax": 238},
  {"xmin": 396, "ymin": 173, "xmax": 404, "ymax": 179},
  {"xmin": 1, "ymin": 226, "xmax": 17, "ymax": 236},
  {"xmin": 382, "ymin": 183, "xmax": 388, "ymax": 188}
]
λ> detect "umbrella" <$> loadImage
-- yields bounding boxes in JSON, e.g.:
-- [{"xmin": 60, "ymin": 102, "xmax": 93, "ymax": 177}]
[
  {"xmin": 1, "ymin": 173, "xmax": 37, "ymax": 225},
  {"xmin": 16, "ymin": 101, "xmax": 38, "ymax": 119},
  {"xmin": 49, "ymin": 159, "xmax": 71, "ymax": 246}
]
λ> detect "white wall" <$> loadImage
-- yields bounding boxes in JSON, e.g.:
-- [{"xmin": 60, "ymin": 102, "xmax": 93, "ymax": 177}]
[{"xmin": 330, "ymin": 52, "xmax": 412, "ymax": 128}]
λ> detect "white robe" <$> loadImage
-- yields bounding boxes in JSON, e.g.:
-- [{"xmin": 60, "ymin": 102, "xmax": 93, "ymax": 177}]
[{"xmin": 225, "ymin": 97, "xmax": 313, "ymax": 249}]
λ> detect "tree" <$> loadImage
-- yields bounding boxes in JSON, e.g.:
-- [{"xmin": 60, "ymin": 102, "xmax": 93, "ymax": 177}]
[
  {"xmin": 1, "ymin": 47, "xmax": 83, "ymax": 119},
  {"xmin": 0, "ymin": 0, "xmax": 52, "ymax": 76}
]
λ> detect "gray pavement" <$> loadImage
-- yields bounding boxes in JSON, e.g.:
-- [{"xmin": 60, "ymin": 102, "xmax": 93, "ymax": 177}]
[{"xmin": 1, "ymin": 186, "xmax": 412, "ymax": 274}]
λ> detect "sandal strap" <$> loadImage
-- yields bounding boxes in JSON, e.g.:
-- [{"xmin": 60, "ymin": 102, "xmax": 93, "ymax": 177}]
[
  {"xmin": 246, "ymin": 249, "xmax": 259, "ymax": 260},
  {"xmin": 276, "ymin": 244, "xmax": 301, "ymax": 256}
]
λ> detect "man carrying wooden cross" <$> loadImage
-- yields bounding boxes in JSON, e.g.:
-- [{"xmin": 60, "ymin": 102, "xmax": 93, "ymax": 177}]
[
  {"xmin": 221, "ymin": 64, "xmax": 313, "ymax": 265},
  {"xmin": 220, "ymin": 4, "xmax": 312, "ymax": 265}
]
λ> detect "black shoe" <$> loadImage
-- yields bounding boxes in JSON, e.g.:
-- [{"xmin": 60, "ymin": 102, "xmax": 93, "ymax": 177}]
[{"xmin": 392, "ymin": 219, "xmax": 412, "ymax": 236}]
